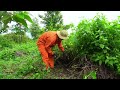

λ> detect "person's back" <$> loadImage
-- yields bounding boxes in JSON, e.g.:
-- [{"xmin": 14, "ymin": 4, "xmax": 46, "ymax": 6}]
[{"xmin": 37, "ymin": 31, "xmax": 57, "ymax": 46}]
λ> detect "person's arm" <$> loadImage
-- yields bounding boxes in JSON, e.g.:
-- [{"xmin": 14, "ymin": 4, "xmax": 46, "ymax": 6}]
[
  {"xmin": 57, "ymin": 40, "xmax": 64, "ymax": 52},
  {"xmin": 45, "ymin": 38, "xmax": 54, "ymax": 55}
]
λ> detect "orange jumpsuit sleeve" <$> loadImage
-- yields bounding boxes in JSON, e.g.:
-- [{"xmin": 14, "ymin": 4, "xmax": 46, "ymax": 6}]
[
  {"xmin": 57, "ymin": 41, "xmax": 64, "ymax": 52},
  {"xmin": 45, "ymin": 38, "xmax": 54, "ymax": 55}
]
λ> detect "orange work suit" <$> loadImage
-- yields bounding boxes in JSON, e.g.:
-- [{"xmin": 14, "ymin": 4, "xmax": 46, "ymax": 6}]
[{"xmin": 36, "ymin": 31, "xmax": 64, "ymax": 70}]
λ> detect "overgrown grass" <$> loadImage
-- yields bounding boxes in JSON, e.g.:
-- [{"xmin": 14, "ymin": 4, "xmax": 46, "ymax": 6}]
[{"xmin": 0, "ymin": 40, "xmax": 50, "ymax": 79}]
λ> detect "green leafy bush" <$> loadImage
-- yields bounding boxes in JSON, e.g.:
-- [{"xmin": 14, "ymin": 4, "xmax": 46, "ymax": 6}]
[
  {"xmin": 4, "ymin": 33, "xmax": 31, "ymax": 44},
  {"xmin": 74, "ymin": 13, "xmax": 120, "ymax": 74},
  {"xmin": 0, "ymin": 35, "xmax": 13, "ymax": 50}
]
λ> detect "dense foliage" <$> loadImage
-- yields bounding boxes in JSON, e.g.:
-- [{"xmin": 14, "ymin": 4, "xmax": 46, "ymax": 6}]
[
  {"xmin": 1, "ymin": 12, "xmax": 120, "ymax": 79},
  {"xmin": 73, "ymin": 13, "xmax": 120, "ymax": 74},
  {"xmin": 0, "ymin": 11, "xmax": 33, "ymax": 34}
]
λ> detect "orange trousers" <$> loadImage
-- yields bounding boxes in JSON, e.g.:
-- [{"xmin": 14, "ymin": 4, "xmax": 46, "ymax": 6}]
[{"xmin": 38, "ymin": 44, "xmax": 54, "ymax": 70}]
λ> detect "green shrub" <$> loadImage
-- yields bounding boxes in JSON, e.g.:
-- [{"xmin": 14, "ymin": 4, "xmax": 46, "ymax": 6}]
[
  {"xmin": 74, "ymin": 13, "xmax": 120, "ymax": 74},
  {"xmin": 0, "ymin": 35, "xmax": 13, "ymax": 50},
  {"xmin": 4, "ymin": 33, "xmax": 31, "ymax": 44}
]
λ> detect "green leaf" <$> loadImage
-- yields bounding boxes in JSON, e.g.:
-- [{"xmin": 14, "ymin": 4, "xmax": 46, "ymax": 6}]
[
  {"xmin": 103, "ymin": 50, "xmax": 107, "ymax": 53},
  {"xmin": 99, "ymin": 60, "xmax": 102, "ymax": 65},
  {"xmin": 100, "ymin": 44, "xmax": 104, "ymax": 49},
  {"xmin": 1, "ymin": 13, "xmax": 12, "ymax": 25},
  {"xmin": 24, "ymin": 13, "xmax": 33, "ymax": 23},
  {"xmin": 114, "ymin": 60, "xmax": 118, "ymax": 64},
  {"xmin": 2, "ymin": 15, "xmax": 10, "ymax": 21},
  {"xmin": 108, "ymin": 60, "xmax": 113, "ymax": 66},
  {"xmin": 105, "ymin": 59, "xmax": 109, "ymax": 64},
  {"xmin": 105, "ymin": 47, "xmax": 110, "ymax": 50},
  {"xmin": 83, "ymin": 75, "xmax": 88, "ymax": 79},
  {"xmin": 13, "ymin": 15, "xmax": 28, "ymax": 28},
  {"xmin": 16, "ymin": 13, "xmax": 24, "ymax": 19},
  {"xmin": 90, "ymin": 71, "xmax": 97, "ymax": 79},
  {"xmin": 2, "ymin": 17, "xmax": 12, "ymax": 25}
]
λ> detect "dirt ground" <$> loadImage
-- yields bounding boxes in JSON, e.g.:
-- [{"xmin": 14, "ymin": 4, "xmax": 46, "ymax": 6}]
[{"xmin": 44, "ymin": 56, "xmax": 120, "ymax": 79}]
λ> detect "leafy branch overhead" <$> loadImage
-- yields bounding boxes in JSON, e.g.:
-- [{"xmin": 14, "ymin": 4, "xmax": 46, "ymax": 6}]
[{"xmin": 0, "ymin": 11, "xmax": 33, "ymax": 34}]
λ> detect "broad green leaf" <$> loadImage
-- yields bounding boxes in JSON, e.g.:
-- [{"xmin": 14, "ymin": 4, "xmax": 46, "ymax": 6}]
[
  {"xmin": 103, "ymin": 50, "xmax": 107, "ymax": 53},
  {"xmin": 90, "ymin": 71, "xmax": 97, "ymax": 79},
  {"xmin": 105, "ymin": 47, "xmax": 110, "ymax": 50},
  {"xmin": 24, "ymin": 13, "xmax": 33, "ymax": 23},
  {"xmin": 105, "ymin": 59, "xmax": 109, "ymax": 64},
  {"xmin": 109, "ymin": 61, "xmax": 113, "ymax": 66},
  {"xmin": 100, "ymin": 44, "xmax": 104, "ymax": 49},
  {"xmin": 0, "ymin": 11, "xmax": 5, "ymax": 16},
  {"xmin": 2, "ymin": 15, "xmax": 10, "ymax": 21},
  {"xmin": 1, "ymin": 13, "xmax": 12, "ymax": 25},
  {"xmin": 99, "ymin": 60, "xmax": 102, "ymax": 65},
  {"xmin": 104, "ymin": 38, "xmax": 108, "ymax": 42},
  {"xmin": 2, "ymin": 17, "xmax": 12, "ymax": 25},
  {"xmin": 114, "ymin": 60, "xmax": 118, "ymax": 64},
  {"xmin": 13, "ymin": 15, "xmax": 28, "ymax": 28},
  {"xmin": 16, "ymin": 13, "xmax": 24, "ymax": 19}
]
